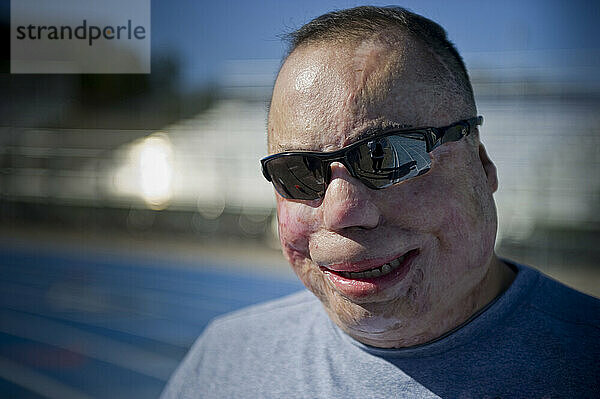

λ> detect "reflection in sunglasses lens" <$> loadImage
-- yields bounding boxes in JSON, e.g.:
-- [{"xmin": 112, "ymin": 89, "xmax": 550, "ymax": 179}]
[
  {"xmin": 268, "ymin": 156, "xmax": 325, "ymax": 200},
  {"xmin": 350, "ymin": 135, "xmax": 430, "ymax": 188}
]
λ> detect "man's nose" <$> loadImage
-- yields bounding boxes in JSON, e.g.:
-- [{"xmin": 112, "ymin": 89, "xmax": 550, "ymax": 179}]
[{"xmin": 321, "ymin": 162, "xmax": 381, "ymax": 231}]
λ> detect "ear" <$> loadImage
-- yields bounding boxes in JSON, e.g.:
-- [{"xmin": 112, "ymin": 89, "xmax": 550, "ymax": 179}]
[{"xmin": 478, "ymin": 143, "xmax": 498, "ymax": 193}]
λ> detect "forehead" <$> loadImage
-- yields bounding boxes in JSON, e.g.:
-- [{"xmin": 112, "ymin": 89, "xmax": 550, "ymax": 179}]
[{"xmin": 268, "ymin": 34, "xmax": 461, "ymax": 154}]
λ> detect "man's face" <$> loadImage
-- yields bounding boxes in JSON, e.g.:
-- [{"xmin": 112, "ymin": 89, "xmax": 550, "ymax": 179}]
[{"xmin": 268, "ymin": 36, "xmax": 499, "ymax": 348}]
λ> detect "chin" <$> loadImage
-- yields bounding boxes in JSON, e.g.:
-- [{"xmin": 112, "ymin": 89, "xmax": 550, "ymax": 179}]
[{"xmin": 302, "ymin": 254, "xmax": 434, "ymax": 334}]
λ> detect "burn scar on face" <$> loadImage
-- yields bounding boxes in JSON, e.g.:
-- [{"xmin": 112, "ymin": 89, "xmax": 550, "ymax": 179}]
[
  {"xmin": 352, "ymin": 37, "xmax": 391, "ymax": 91},
  {"xmin": 350, "ymin": 32, "xmax": 412, "ymax": 101}
]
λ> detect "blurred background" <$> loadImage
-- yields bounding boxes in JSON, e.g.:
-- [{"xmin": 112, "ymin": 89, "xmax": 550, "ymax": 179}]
[{"xmin": 1, "ymin": 0, "xmax": 599, "ymax": 398}]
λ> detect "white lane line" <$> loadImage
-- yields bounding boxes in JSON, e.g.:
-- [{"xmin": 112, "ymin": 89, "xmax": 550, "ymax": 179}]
[
  {"xmin": 0, "ymin": 309, "xmax": 179, "ymax": 381},
  {"xmin": 0, "ymin": 356, "xmax": 95, "ymax": 399}
]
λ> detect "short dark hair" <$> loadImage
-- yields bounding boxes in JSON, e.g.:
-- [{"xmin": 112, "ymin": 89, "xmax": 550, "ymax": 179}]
[{"xmin": 285, "ymin": 6, "xmax": 475, "ymax": 112}]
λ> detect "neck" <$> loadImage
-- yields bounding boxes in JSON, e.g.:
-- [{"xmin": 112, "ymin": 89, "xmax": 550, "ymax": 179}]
[{"xmin": 473, "ymin": 255, "xmax": 516, "ymax": 313}]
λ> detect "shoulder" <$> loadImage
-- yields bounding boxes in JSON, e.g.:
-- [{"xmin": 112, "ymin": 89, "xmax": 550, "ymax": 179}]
[
  {"xmin": 199, "ymin": 289, "xmax": 323, "ymax": 346},
  {"xmin": 503, "ymin": 262, "xmax": 600, "ymax": 364},
  {"xmin": 518, "ymin": 263, "xmax": 600, "ymax": 329},
  {"xmin": 196, "ymin": 289, "xmax": 323, "ymax": 351},
  {"xmin": 501, "ymin": 263, "xmax": 600, "ymax": 394},
  {"xmin": 210, "ymin": 289, "xmax": 319, "ymax": 330},
  {"xmin": 160, "ymin": 290, "xmax": 325, "ymax": 399}
]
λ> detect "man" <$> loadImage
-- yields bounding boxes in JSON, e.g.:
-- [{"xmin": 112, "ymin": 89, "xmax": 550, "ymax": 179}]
[{"xmin": 162, "ymin": 6, "xmax": 599, "ymax": 398}]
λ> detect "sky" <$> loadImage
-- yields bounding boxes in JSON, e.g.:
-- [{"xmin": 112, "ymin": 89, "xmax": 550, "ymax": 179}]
[
  {"xmin": 3, "ymin": 0, "xmax": 599, "ymax": 88},
  {"xmin": 149, "ymin": 0, "xmax": 600, "ymax": 89}
]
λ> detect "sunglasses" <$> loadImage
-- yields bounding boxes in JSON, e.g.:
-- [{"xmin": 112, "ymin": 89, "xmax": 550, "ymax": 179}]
[{"xmin": 261, "ymin": 116, "xmax": 483, "ymax": 200}]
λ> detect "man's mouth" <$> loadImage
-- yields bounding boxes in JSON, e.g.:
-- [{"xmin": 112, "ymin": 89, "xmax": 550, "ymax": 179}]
[
  {"xmin": 318, "ymin": 249, "xmax": 419, "ymax": 298},
  {"xmin": 321, "ymin": 249, "xmax": 419, "ymax": 280}
]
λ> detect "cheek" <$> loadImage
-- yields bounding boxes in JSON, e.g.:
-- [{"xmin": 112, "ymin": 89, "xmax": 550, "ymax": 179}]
[
  {"xmin": 276, "ymin": 199, "xmax": 314, "ymax": 262},
  {"xmin": 436, "ymin": 204, "xmax": 493, "ymax": 264},
  {"xmin": 426, "ymin": 166, "xmax": 497, "ymax": 270},
  {"xmin": 276, "ymin": 199, "xmax": 331, "ymax": 301},
  {"xmin": 382, "ymin": 145, "xmax": 497, "ymax": 266}
]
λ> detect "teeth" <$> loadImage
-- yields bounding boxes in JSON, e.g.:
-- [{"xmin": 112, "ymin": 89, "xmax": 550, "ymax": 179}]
[{"xmin": 340, "ymin": 254, "xmax": 408, "ymax": 279}]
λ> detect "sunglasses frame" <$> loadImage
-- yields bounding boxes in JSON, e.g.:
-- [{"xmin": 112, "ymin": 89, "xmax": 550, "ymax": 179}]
[{"xmin": 261, "ymin": 116, "xmax": 483, "ymax": 199}]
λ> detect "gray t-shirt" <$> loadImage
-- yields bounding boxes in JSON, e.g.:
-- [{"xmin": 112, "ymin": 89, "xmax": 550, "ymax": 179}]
[{"xmin": 161, "ymin": 262, "xmax": 600, "ymax": 398}]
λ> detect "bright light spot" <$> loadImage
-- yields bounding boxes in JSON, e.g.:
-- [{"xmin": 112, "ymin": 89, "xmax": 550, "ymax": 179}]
[
  {"xmin": 294, "ymin": 66, "xmax": 317, "ymax": 92},
  {"xmin": 109, "ymin": 133, "xmax": 175, "ymax": 209},
  {"xmin": 138, "ymin": 134, "xmax": 173, "ymax": 209}
]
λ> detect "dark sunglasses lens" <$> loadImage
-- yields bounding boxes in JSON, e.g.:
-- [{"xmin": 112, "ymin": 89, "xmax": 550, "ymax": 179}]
[
  {"xmin": 348, "ymin": 133, "xmax": 431, "ymax": 188},
  {"xmin": 441, "ymin": 124, "xmax": 466, "ymax": 144},
  {"xmin": 265, "ymin": 155, "xmax": 326, "ymax": 200}
]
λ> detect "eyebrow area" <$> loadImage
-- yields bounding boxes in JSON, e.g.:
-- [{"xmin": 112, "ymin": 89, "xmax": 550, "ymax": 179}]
[
  {"xmin": 342, "ymin": 122, "xmax": 415, "ymax": 147},
  {"xmin": 274, "ymin": 122, "xmax": 415, "ymax": 153}
]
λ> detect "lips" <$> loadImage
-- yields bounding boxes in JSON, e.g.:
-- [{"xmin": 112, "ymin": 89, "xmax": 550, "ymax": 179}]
[
  {"xmin": 320, "ymin": 249, "xmax": 419, "ymax": 298},
  {"xmin": 339, "ymin": 252, "xmax": 408, "ymax": 278}
]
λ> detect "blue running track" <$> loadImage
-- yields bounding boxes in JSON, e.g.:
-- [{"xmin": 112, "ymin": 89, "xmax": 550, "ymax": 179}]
[{"xmin": 0, "ymin": 244, "xmax": 303, "ymax": 398}]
